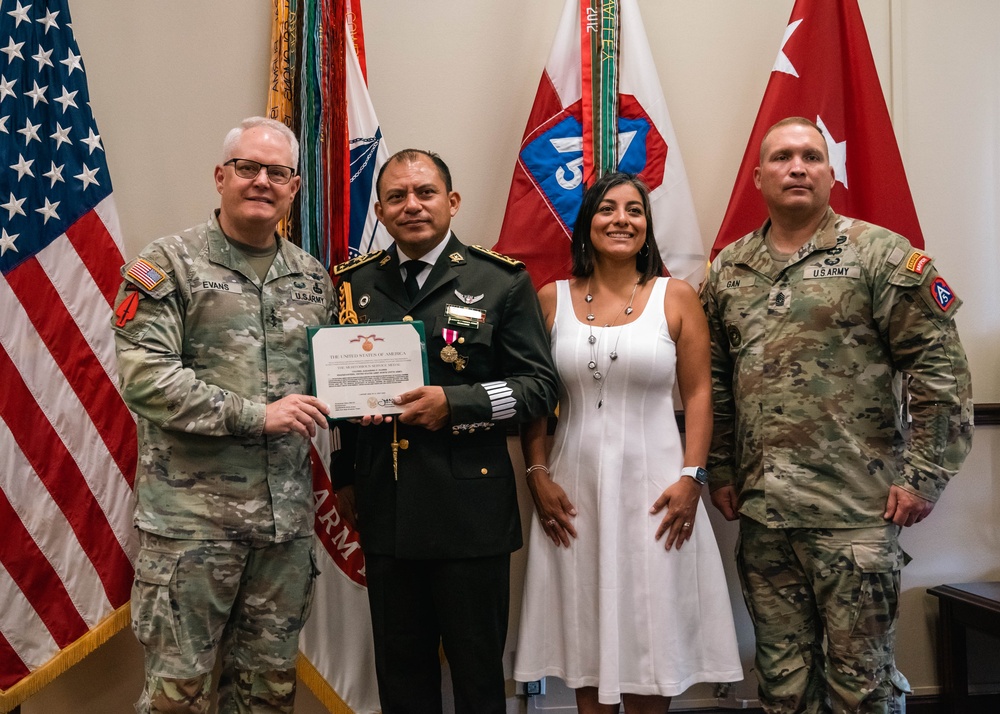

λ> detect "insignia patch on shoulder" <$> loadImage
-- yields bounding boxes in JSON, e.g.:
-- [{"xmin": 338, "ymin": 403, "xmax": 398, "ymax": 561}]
[
  {"xmin": 114, "ymin": 290, "xmax": 141, "ymax": 327},
  {"xmin": 333, "ymin": 250, "xmax": 385, "ymax": 276},
  {"xmin": 469, "ymin": 245, "xmax": 524, "ymax": 270},
  {"xmin": 930, "ymin": 276, "xmax": 955, "ymax": 311},
  {"xmin": 125, "ymin": 258, "xmax": 167, "ymax": 291},
  {"xmin": 905, "ymin": 251, "xmax": 932, "ymax": 275}
]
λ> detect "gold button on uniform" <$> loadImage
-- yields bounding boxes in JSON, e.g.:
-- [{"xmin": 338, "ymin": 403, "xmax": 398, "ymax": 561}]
[
  {"xmin": 398, "ymin": 439, "xmax": 409, "ymax": 450},
  {"xmin": 481, "ymin": 468, "xmax": 488, "ymax": 475}
]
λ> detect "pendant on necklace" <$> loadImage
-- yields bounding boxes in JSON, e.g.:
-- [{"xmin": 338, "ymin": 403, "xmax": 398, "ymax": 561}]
[
  {"xmin": 588, "ymin": 334, "xmax": 596, "ymax": 344},
  {"xmin": 610, "ymin": 351, "xmax": 618, "ymax": 360},
  {"xmin": 593, "ymin": 371, "xmax": 602, "ymax": 380},
  {"xmin": 625, "ymin": 307, "xmax": 633, "ymax": 315},
  {"xmin": 588, "ymin": 360, "xmax": 597, "ymax": 369}
]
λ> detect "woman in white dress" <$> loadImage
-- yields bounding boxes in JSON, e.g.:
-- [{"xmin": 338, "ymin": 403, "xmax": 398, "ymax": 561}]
[{"xmin": 514, "ymin": 173, "xmax": 742, "ymax": 713}]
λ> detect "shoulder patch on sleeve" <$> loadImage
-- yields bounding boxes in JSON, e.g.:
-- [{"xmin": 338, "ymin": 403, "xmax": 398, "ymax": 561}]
[
  {"xmin": 333, "ymin": 250, "xmax": 385, "ymax": 276},
  {"xmin": 904, "ymin": 250, "xmax": 932, "ymax": 275},
  {"xmin": 469, "ymin": 245, "xmax": 524, "ymax": 270},
  {"xmin": 126, "ymin": 258, "xmax": 167, "ymax": 290},
  {"xmin": 121, "ymin": 257, "xmax": 174, "ymax": 298},
  {"xmin": 929, "ymin": 276, "xmax": 957, "ymax": 312},
  {"xmin": 887, "ymin": 249, "xmax": 936, "ymax": 288}
]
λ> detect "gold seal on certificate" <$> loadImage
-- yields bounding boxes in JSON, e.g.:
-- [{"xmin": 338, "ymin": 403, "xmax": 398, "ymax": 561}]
[{"xmin": 308, "ymin": 321, "xmax": 429, "ymax": 419}]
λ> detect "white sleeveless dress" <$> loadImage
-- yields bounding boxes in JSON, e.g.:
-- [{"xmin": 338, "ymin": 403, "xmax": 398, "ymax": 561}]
[{"xmin": 514, "ymin": 278, "xmax": 742, "ymax": 704}]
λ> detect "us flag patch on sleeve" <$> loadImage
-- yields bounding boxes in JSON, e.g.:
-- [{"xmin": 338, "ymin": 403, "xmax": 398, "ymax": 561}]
[{"xmin": 126, "ymin": 258, "xmax": 167, "ymax": 291}]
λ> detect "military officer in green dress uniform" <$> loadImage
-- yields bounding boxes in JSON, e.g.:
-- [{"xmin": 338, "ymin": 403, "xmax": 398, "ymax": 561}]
[{"xmin": 332, "ymin": 149, "xmax": 558, "ymax": 714}]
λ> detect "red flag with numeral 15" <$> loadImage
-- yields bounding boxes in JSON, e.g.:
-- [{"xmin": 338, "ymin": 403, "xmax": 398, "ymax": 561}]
[{"xmin": 711, "ymin": 0, "xmax": 923, "ymax": 260}]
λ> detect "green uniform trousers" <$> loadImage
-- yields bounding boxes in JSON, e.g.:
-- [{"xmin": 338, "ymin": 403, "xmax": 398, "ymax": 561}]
[{"xmin": 737, "ymin": 517, "xmax": 910, "ymax": 714}]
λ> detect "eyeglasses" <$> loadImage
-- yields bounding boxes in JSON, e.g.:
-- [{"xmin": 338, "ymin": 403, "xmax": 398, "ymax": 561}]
[{"xmin": 224, "ymin": 158, "xmax": 296, "ymax": 185}]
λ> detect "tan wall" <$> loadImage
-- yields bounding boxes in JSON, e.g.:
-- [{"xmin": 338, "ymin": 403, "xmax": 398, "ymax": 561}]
[{"xmin": 20, "ymin": 1, "xmax": 1000, "ymax": 711}]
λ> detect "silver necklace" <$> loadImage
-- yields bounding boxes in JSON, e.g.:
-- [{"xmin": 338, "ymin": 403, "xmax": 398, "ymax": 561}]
[{"xmin": 586, "ymin": 277, "xmax": 640, "ymax": 408}]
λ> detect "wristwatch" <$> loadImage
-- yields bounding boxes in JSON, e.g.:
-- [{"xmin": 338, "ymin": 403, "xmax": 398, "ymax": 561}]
[{"xmin": 680, "ymin": 466, "xmax": 709, "ymax": 486}]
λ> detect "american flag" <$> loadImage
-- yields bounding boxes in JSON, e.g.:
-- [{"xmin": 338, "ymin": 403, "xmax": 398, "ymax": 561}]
[{"xmin": 0, "ymin": 0, "xmax": 137, "ymax": 706}]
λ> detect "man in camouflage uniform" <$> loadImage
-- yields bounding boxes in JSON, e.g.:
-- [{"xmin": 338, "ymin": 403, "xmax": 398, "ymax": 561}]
[
  {"xmin": 112, "ymin": 117, "xmax": 336, "ymax": 714},
  {"xmin": 702, "ymin": 117, "xmax": 973, "ymax": 713}
]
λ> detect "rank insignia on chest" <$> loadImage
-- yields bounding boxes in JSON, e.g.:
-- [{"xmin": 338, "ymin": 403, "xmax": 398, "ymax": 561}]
[{"xmin": 445, "ymin": 304, "xmax": 486, "ymax": 328}]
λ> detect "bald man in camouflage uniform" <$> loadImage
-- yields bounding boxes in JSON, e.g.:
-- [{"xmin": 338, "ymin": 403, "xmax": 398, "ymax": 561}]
[
  {"xmin": 702, "ymin": 117, "xmax": 973, "ymax": 714},
  {"xmin": 113, "ymin": 117, "xmax": 335, "ymax": 714}
]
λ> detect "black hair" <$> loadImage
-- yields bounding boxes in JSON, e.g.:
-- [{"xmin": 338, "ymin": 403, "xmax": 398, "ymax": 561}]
[
  {"xmin": 375, "ymin": 149, "xmax": 453, "ymax": 199},
  {"xmin": 570, "ymin": 172, "xmax": 665, "ymax": 282}
]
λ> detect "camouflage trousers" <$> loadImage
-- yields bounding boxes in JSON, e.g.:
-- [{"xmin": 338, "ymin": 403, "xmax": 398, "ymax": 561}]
[
  {"xmin": 737, "ymin": 517, "xmax": 911, "ymax": 714},
  {"xmin": 131, "ymin": 531, "xmax": 318, "ymax": 714}
]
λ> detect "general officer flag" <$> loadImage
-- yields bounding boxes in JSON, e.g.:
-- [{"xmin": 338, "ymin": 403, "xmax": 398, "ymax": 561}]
[{"xmin": 712, "ymin": 0, "xmax": 924, "ymax": 259}]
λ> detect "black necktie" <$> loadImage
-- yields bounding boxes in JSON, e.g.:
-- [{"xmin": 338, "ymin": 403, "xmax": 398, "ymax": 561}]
[{"xmin": 403, "ymin": 260, "xmax": 426, "ymax": 301}]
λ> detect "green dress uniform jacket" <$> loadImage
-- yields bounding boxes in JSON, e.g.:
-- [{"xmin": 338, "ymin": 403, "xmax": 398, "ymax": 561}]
[
  {"xmin": 112, "ymin": 212, "xmax": 337, "ymax": 542},
  {"xmin": 333, "ymin": 236, "xmax": 558, "ymax": 559},
  {"xmin": 702, "ymin": 209, "xmax": 973, "ymax": 528}
]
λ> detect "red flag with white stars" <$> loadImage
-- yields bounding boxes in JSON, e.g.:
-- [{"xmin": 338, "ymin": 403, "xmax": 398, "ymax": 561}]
[{"xmin": 711, "ymin": 0, "xmax": 924, "ymax": 259}]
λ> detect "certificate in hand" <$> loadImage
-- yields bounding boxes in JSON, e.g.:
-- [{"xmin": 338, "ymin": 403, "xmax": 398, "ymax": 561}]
[{"xmin": 308, "ymin": 321, "xmax": 429, "ymax": 419}]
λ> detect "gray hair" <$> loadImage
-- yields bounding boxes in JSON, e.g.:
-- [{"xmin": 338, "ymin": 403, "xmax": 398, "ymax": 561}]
[{"xmin": 222, "ymin": 116, "xmax": 300, "ymax": 171}]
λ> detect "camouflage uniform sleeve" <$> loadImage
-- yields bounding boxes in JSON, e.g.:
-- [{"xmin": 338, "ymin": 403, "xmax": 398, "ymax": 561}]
[
  {"xmin": 702, "ymin": 259, "xmax": 737, "ymax": 491},
  {"xmin": 872, "ymin": 242, "xmax": 974, "ymax": 501},
  {"xmin": 445, "ymin": 269, "xmax": 559, "ymax": 425},
  {"xmin": 112, "ymin": 251, "xmax": 266, "ymax": 438}
]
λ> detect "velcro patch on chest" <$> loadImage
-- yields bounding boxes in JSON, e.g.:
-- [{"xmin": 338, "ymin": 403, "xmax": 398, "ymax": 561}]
[
  {"xmin": 802, "ymin": 266, "xmax": 861, "ymax": 279},
  {"xmin": 192, "ymin": 280, "xmax": 244, "ymax": 294}
]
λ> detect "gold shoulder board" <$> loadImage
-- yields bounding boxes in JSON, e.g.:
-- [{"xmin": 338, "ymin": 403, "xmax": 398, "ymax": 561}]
[
  {"xmin": 469, "ymin": 245, "xmax": 524, "ymax": 270},
  {"xmin": 333, "ymin": 250, "xmax": 385, "ymax": 276}
]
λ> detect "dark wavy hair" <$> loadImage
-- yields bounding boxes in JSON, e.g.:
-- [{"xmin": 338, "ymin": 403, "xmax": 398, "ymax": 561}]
[{"xmin": 570, "ymin": 172, "xmax": 665, "ymax": 282}]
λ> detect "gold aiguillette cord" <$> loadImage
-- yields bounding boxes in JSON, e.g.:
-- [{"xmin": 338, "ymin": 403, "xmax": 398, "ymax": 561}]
[{"xmin": 391, "ymin": 421, "xmax": 399, "ymax": 480}]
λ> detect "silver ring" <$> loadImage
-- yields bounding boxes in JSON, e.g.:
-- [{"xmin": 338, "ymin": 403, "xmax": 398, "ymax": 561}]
[
  {"xmin": 545, "ymin": 519, "xmax": 556, "ymax": 527},
  {"xmin": 682, "ymin": 522, "xmax": 692, "ymax": 529}
]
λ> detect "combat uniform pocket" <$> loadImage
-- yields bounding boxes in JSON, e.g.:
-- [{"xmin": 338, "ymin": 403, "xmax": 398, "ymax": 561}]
[
  {"xmin": 849, "ymin": 541, "xmax": 903, "ymax": 639},
  {"xmin": 131, "ymin": 548, "xmax": 182, "ymax": 649}
]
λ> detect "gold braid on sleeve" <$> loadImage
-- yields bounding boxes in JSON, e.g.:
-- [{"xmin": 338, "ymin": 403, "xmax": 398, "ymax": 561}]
[{"xmin": 338, "ymin": 282, "xmax": 359, "ymax": 325}]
